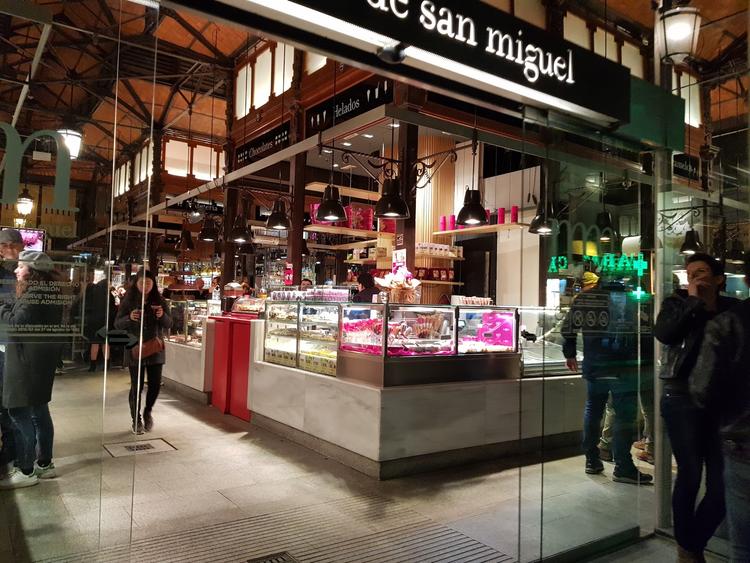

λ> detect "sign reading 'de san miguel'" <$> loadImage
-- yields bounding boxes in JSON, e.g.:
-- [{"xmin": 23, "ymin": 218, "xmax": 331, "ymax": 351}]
[
  {"xmin": 236, "ymin": 122, "xmax": 291, "ymax": 167},
  {"xmin": 673, "ymin": 153, "xmax": 699, "ymax": 181},
  {"xmin": 306, "ymin": 79, "xmax": 394, "ymax": 137},
  {"xmin": 292, "ymin": 0, "xmax": 631, "ymax": 123}
]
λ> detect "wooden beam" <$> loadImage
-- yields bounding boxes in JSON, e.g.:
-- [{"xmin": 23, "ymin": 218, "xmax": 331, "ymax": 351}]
[{"xmin": 305, "ymin": 181, "xmax": 379, "ymax": 203}]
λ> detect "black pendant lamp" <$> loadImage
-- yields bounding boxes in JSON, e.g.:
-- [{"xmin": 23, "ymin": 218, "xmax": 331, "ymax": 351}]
[
  {"xmin": 177, "ymin": 222, "xmax": 195, "ymax": 251},
  {"xmin": 301, "ymin": 237, "xmax": 310, "ymax": 256},
  {"xmin": 726, "ymin": 239, "xmax": 745, "ymax": 265},
  {"xmin": 528, "ymin": 198, "xmax": 554, "ymax": 236},
  {"xmin": 680, "ymin": 229, "xmax": 702, "ymax": 255},
  {"xmin": 198, "ymin": 217, "xmax": 219, "ymax": 242},
  {"xmin": 266, "ymin": 199, "xmax": 290, "ymax": 230},
  {"xmin": 230, "ymin": 214, "xmax": 250, "ymax": 244},
  {"xmin": 457, "ymin": 189, "xmax": 487, "ymax": 226},
  {"xmin": 596, "ymin": 210, "xmax": 616, "ymax": 242},
  {"xmin": 457, "ymin": 130, "xmax": 486, "ymax": 227},
  {"xmin": 375, "ymin": 177, "xmax": 410, "ymax": 219},
  {"xmin": 316, "ymin": 185, "xmax": 347, "ymax": 222}
]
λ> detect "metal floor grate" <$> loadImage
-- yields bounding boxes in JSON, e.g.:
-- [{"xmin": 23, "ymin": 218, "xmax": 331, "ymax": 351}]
[
  {"xmin": 37, "ymin": 495, "xmax": 514, "ymax": 563},
  {"xmin": 247, "ymin": 553, "xmax": 299, "ymax": 563}
]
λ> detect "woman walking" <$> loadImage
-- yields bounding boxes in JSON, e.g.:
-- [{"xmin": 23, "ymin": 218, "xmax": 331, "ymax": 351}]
[
  {"xmin": 115, "ymin": 268, "xmax": 171, "ymax": 434},
  {"xmin": 0, "ymin": 251, "xmax": 63, "ymax": 489}
]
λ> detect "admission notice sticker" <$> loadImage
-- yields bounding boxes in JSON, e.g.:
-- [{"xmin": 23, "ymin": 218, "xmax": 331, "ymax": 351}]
[{"xmin": 0, "ymin": 261, "xmax": 85, "ymax": 338}]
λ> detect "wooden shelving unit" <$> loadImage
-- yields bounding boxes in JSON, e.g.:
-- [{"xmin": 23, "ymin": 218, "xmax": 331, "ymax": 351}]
[
  {"xmin": 414, "ymin": 254, "xmax": 465, "ymax": 261},
  {"xmin": 418, "ymin": 280, "xmax": 464, "ymax": 287},
  {"xmin": 305, "ymin": 224, "xmax": 394, "ymax": 239},
  {"xmin": 344, "ymin": 259, "xmax": 377, "ymax": 265},
  {"xmin": 432, "ymin": 223, "xmax": 529, "ymax": 237}
]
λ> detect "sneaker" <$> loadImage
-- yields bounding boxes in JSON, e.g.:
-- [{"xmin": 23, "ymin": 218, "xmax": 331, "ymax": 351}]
[
  {"xmin": 613, "ymin": 467, "xmax": 653, "ymax": 484},
  {"xmin": 585, "ymin": 458, "xmax": 604, "ymax": 474},
  {"xmin": 599, "ymin": 447, "xmax": 613, "ymax": 462},
  {"xmin": 34, "ymin": 461, "xmax": 57, "ymax": 479},
  {"xmin": 635, "ymin": 450, "xmax": 655, "ymax": 465},
  {"xmin": 143, "ymin": 411, "xmax": 153, "ymax": 432},
  {"xmin": 0, "ymin": 467, "xmax": 39, "ymax": 489},
  {"xmin": 0, "ymin": 462, "xmax": 14, "ymax": 479},
  {"xmin": 132, "ymin": 418, "xmax": 144, "ymax": 435}
]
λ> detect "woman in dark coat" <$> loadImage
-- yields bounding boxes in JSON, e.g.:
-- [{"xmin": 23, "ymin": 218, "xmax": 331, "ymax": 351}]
[
  {"xmin": 0, "ymin": 251, "xmax": 62, "ymax": 489},
  {"xmin": 114, "ymin": 268, "xmax": 171, "ymax": 434},
  {"xmin": 83, "ymin": 277, "xmax": 116, "ymax": 371}
]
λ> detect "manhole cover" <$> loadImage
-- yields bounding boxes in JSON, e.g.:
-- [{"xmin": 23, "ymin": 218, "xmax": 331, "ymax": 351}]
[
  {"xmin": 247, "ymin": 552, "xmax": 299, "ymax": 563},
  {"xmin": 124, "ymin": 443, "xmax": 154, "ymax": 452}
]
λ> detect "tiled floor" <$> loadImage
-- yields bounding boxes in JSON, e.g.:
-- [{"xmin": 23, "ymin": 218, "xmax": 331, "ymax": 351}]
[{"xmin": 2, "ymin": 367, "xmax": 665, "ymax": 562}]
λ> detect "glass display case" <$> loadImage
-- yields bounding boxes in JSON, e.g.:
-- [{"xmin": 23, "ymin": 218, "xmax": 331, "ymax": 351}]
[
  {"xmin": 165, "ymin": 299, "xmax": 208, "ymax": 348},
  {"xmin": 340, "ymin": 304, "xmax": 385, "ymax": 355},
  {"xmin": 231, "ymin": 296, "xmax": 265, "ymax": 316},
  {"xmin": 457, "ymin": 306, "xmax": 518, "ymax": 354},
  {"xmin": 387, "ymin": 305, "xmax": 455, "ymax": 357},
  {"xmin": 264, "ymin": 301, "xmax": 299, "ymax": 368},
  {"xmin": 298, "ymin": 303, "xmax": 340, "ymax": 376}
]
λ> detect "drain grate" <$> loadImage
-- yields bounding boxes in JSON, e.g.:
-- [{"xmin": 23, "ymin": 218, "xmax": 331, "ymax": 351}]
[
  {"xmin": 124, "ymin": 443, "xmax": 154, "ymax": 452},
  {"xmin": 247, "ymin": 552, "xmax": 299, "ymax": 563}
]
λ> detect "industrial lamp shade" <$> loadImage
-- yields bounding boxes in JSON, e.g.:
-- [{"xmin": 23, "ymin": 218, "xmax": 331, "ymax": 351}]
[
  {"xmin": 374, "ymin": 178, "xmax": 410, "ymax": 219},
  {"xmin": 316, "ymin": 185, "xmax": 347, "ymax": 222},
  {"xmin": 596, "ymin": 211, "xmax": 616, "ymax": 242},
  {"xmin": 198, "ymin": 217, "xmax": 219, "ymax": 242},
  {"xmin": 680, "ymin": 229, "xmax": 703, "ymax": 255},
  {"xmin": 266, "ymin": 200, "xmax": 290, "ymax": 230},
  {"xmin": 58, "ymin": 128, "xmax": 83, "ymax": 159},
  {"xmin": 230, "ymin": 215, "xmax": 251, "ymax": 244},
  {"xmin": 726, "ymin": 239, "xmax": 745, "ymax": 265},
  {"xmin": 177, "ymin": 224, "xmax": 195, "ymax": 251},
  {"xmin": 16, "ymin": 188, "xmax": 34, "ymax": 216},
  {"xmin": 301, "ymin": 237, "xmax": 310, "ymax": 256},
  {"xmin": 659, "ymin": 6, "xmax": 701, "ymax": 65},
  {"xmin": 528, "ymin": 198, "xmax": 554, "ymax": 236},
  {"xmin": 456, "ymin": 189, "xmax": 487, "ymax": 226}
]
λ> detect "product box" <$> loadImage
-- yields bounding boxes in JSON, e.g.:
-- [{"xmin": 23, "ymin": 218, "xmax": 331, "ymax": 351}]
[
  {"xmin": 378, "ymin": 218, "xmax": 397, "ymax": 233},
  {"xmin": 431, "ymin": 268, "xmax": 441, "ymax": 280},
  {"xmin": 416, "ymin": 267, "xmax": 428, "ymax": 280},
  {"xmin": 350, "ymin": 205, "xmax": 374, "ymax": 231},
  {"xmin": 440, "ymin": 269, "xmax": 448, "ymax": 281},
  {"xmin": 448, "ymin": 269, "xmax": 455, "ymax": 281}
]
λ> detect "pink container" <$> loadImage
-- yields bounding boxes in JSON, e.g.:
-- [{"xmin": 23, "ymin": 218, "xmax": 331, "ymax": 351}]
[
  {"xmin": 458, "ymin": 224, "xmax": 465, "ymax": 230},
  {"xmin": 497, "ymin": 207, "xmax": 506, "ymax": 224},
  {"xmin": 511, "ymin": 205, "xmax": 519, "ymax": 223},
  {"xmin": 439, "ymin": 215, "xmax": 446, "ymax": 231},
  {"xmin": 449, "ymin": 214, "xmax": 456, "ymax": 230}
]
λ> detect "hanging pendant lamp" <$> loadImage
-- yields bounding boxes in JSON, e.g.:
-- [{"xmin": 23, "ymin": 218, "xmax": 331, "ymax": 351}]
[
  {"xmin": 680, "ymin": 229, "xmax": 702, "ymax": 255},
  {"xmin": 230, "ymin": 214, "xmax": 250, "ymax": 244},
  {"xmin": 528, "ymin": 197, "xmax": 554, "ymax": 236},
  {"xmin": 316, "ymin": 185, "xmax": 347, "ymax": 222},
  {"xmin": 198, "ymin": 217, "xmax": 219, "ymax": 242},
  {"xmin": 726, "ymin": 239, "xmax": 745, "ymax": 265},
  {"xmin": 596, "ymin": 210, "xmax": 616, "ymax": 242},
  {"xmin": 456, "ymin": 130, "xmax": 486, "ymax": 227},
  {"xmin": 177, "ymin": 221, "xmax": 195, "ymax": 251},
  {"xmin": 266, "ymin": 199, "xmax": 290, "ymax": 230},
  {"xmin": 375, "ymin": 177, "xmax": 410, "ymax": 219}
]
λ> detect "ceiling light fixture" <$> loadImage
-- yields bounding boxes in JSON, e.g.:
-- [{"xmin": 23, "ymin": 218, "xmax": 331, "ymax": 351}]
[
  {"xmin": 16, "ymin": 187, "xmax": 34, "ymax": 216},
  {"xmin": 317, "ymin": 185, "xmax": 347, "ymax": 222},
  {"xmin": 58, "ymin": 128, "xmax": 82, "ymax": 160},
  {"xmin": 726, "ymin": 239, "xmax": 745, "ymax": 265},
  {"xmin": 596, "ymin": 210, "xmax": 616, "ymax": 242},
  {"xmin": 457, "ymin": 129, "xmax": 487, "ymax": 227},
  {"xmin": 658, "ymin": 2, "xmax": 701, "ymax": 65},
  {"xmin": 266, "ymin": 199, "xmax": 290, "ymax": 230},
  {"xmin": 679, "ymin": 229, "xmax": 703, "ymax": 255},
  {"xmin": 176, "ymin": 222, "xmax": 195, "ymax": 251},
  {"xmin": 198, "ymin": 217, "xmax": 219, "ymax": 242},
  {"xmin": 375, "ymin": 177, "xmax": 410, "ymax": 219},
  {"xmin": 362, "ymin": 134, "xmax": 374, "ymax": 139},
  {"xmin": 230, "ymin": 214, "xmax": 251, "ymax": 244}
]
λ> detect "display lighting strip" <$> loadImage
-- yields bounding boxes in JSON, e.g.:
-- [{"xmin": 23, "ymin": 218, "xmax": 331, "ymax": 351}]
[{"xmin": 228, "ymin": 0, "xmax": 615, "ymax": 124}]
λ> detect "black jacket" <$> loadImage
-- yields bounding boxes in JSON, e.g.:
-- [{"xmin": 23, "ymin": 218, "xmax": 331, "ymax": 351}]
[
  {"xmin": 114, "ymin": 293, "xmax": 171, "ymax": 366},
  {"xmin": 353, "ymin": 286, "xmax": 379, "ymax": 304},
  {"xmin": 561, "ymin": 282, "xmax": 652, "ymax": 378},
  {"xmin": 691, "ymin": 298, "xmax": 750, "ymax": 441},
  {"xmin": 654, "ymin": 290, "xmax": 738, "ymax": 391},
  {"xmin": 0, "ymin": 285, "xmax": 63, "ymax": 408}
]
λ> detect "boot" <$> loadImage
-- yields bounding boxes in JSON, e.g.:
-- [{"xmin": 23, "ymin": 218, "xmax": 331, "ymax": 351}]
[
  {"xmin": 677, "ymin": 546, "xmax": 705, "ymax": 563},
  {"xmin": 88, "ymin": 360, "xmax": 97, "ymax": 372}
]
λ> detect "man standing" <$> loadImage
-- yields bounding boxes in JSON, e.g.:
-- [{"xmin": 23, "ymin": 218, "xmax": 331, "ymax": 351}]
[
  {"xmin": 0, "ymin": 229, "xmax": 24, "ymax": 477},
  {"xmin": 691, "ymin": 256, "xmax": 750, "ymax": 563},
  {"xmin": 563, "ymin": 271, "xmax": 653, "ymax": 484}
]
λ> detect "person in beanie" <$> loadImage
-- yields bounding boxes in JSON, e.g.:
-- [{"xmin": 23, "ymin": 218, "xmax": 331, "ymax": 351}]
[
  {"xmin": 691, "ymin": 255, "xmax": 750, "ymax": 562},
  {"xmin": 0, "ymin": 251, "xmax": 63, "ymax": 489},
  {"xmin": 0, "ymin": 229, "xmax": 23, "ymax": 478}
]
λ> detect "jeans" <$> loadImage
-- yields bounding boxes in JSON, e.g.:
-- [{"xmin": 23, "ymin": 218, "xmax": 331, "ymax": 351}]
[
  {"xmin": 8, "ymin": 403, "xmax": 54, "ymax": 475},
  {"xmin": 0, "ymin": 354, "xmax": 16, "ymax": 467},
  {"xmin": 129, "ymin": 364, "xmax": 163, "ymax": 421},
  {"xmin": 661, "ymin": 392, "xmax": 725, "ymax": 553},
  {"xmin": 724, "ymin": 443, "xmax": 750, "ymax": 562},
  {"xmin": 583, "ymin": 376, "xmax": 638, "ymax": 471}
]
